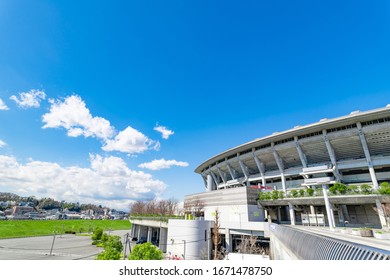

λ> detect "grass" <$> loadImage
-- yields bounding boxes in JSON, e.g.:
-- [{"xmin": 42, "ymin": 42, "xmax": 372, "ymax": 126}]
[{"xmin": 0, "ymin": 219, "xmax": 131, "ymax": 239}]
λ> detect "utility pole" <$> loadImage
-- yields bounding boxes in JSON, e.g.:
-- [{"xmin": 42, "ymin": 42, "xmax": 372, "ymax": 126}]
[
  {"xmin": 182, "ymin": 240, "xmax": 186, "ymax": 260},
  {"xmin": 123, "ymin": 233, "xmax": 132, "ymax": 259},
  {"xmin": 49, "ymin": 231, "xmax": 56, "ymax": 256}
]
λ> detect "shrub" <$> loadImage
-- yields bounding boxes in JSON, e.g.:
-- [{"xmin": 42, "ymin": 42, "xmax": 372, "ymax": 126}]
[
  {"xmin": 259, "ymin": 192, "xmax": 272, "ymax": 200},
  {"xmin": 347, "ymin": 185, "xmax": 358, "ymax": 193},
  {"xmin": 101, "ymin": 233, "xmax": 109, "ymax": 243},
  {"xmin": 329, "ymin": 185, "xmax": 337, "ymax": 195},
  {"xmin": 380, "ymin": 182, "xmax": 390, "ymax": 188},
  {"xmin": 94, "ymin": 235, "xmax": 124, "ymax": 260},
  {"xmin": 330, "ymin": 183, "xmax": 348, "ymax": 195},
  {"xmin": 95, "ymin": 248, "xmax": 122, "ymax": 260},
  {"xmin": 278, "ymin": 191, "xmax": 285, "ymax": 199},
  {"xmin": 299, "ymin": 189, "xmax": 305, "ymax": 197},
  {"xmin": 360, "ymin": 184, "xmax": 372, "ymax": 194},
  {"xmin": 271, "ymin": 190, "xmax": 280, "ymax": 200},
  {"xmin": 129, "ymin": 242, "xmax": 163, "ymax": 260},
  {"xmin": 378, "ymin": 183, "xmax": 390, "ymax": 195},
  {"xmin": 290, "ymin": 190, "xmax": 298, "ymax": 198},
  {"xmin": 306, "ymin": 188, "xmax": 314, "ymax": 196},
  {"xmin": 92, "ymin": 228, "xmax": 103, "ymax": 241},
  {"xmin": 104, "ymin": 235, "xmax": 123, "ymax": 252}
]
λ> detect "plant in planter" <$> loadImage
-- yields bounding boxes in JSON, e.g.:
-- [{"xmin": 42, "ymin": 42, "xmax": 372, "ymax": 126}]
[
  {"xmin": 271, "ymin": 190, "xmax": 280, "ymax": 200},
  {"xmin": 373, "ymin": 230, "xmax": 390, "ymax": 240},
  {"xmin": 360, "ymin": 184, "xmax": 372, "ymax": 194},
  {"xmin": 378, "ymin": 182, "xmax": 390, "ymax": 195},
  {"xmin": 290, "ymin": 190, "xmax": 298, "ymax": 198},
  {"xmin": 347, "ymin": 185, "xmax": 359, "ymax": 194},
  {"xmin": 299, "ymin": 189, "xmax": 305, "ymax": 197},
  {"xmin": 359, "ymin": 227, "xmax": 373, "ymax": 237},
  {"xmin": 306, "ymin": 188, "xmax": 314, "ymax": 197}
]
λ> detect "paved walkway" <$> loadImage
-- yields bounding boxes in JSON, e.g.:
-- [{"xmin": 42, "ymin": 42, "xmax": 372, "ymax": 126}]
[
  {"xmin": 0, "ymin": 229, "xmax": 131, "ymax": 260},
  {"xmin": 292, "ymin": 226, "xmax": 390, "ymax": 253}
]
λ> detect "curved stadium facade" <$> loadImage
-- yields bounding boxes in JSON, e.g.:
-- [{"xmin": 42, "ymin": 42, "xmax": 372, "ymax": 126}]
[
  {"xmin": 187, "ymin": 106, "xmax": 390, "ymax": 231},
  {"xmin": 195, "ymin": 106, "xmax": 390, "ymax": 191},
  {"xmin": 132, "ymin": 106, "xmax": 390, "ymax": 259}
]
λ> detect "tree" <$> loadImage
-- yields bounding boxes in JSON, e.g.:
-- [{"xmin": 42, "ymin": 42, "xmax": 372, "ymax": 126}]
[
  {"xmin": 129, "ymin": 242, "xmax": 163, "ymax": 260},
  {"xmin": 184, "ymin": 196, "xmax": 204, "ymax": 217},
  {"xmin": 129, "ymin": 201, "xmax": 146, "ymax": 215},
  {"xmin": 235, "ymin": 235, "xmax": 269, "ymax": 255},
  {"xmin": 212, "ymin": 209, "xmax": 225, "ymax": 260}
]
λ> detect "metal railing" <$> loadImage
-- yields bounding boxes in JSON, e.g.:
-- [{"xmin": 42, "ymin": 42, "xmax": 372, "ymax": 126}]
[{"xmin": 269, "ymin": 223, "xmax": 390, "ymax": 260}]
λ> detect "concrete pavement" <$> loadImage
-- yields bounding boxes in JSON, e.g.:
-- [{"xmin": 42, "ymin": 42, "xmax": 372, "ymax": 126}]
[{"xmin": 0, "ymin": 229, "xmax": 131, "ymax": 260}]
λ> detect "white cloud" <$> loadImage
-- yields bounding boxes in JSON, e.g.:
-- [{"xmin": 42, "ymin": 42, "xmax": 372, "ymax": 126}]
[
  {"xmin": 0, "ymin": 154, "xmax": 166, "ymax": 210},
  {"xmin": 10, "ymin": 89, "xmax": 46, "ymax": 108},
  {"xmin": 0, "ymin": 99, "xmax": 9, "ymax": 110},
  {"xmin": 154, "ymin": 124, "xmax": 174, "ymax": 139},
  {"xmin": 0, "ymin": 140, "xmax": 6, "ymax": 148},
  {"xmin": 138, "ymin": 158, "xmax": 189, "ymax": 171},
  {"xmin": 42, "ymin": 95, "xmax": 115, "ymax": 140},
  {"xmin": 102, "ymin": 126, "xmax": 160, "ymax": 155}
]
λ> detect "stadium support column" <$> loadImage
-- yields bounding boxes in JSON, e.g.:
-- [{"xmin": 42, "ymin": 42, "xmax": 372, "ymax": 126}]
[
  {"xmin": 288, "ymin": 202, "xmax": 296, "ymax": 225},
  {"xmin": 294, "ymin": 136, "xmax": 308, "ymax": 168},
  {"xmin": 147, "ymin": 227, "xmax": 152, "ymax": 242},
  {"xmin": 272, "ymin": 143, "xmax": 295, "ymax": 225},
  {"xmin": 272, "ymin": 143, "xmax": 286, "ymax": 193},
  {"xmin": 217, "ymin": 165, "xmax": 227, "ymax": 186},
  {"xmin": 226, "ymin": 161, "xmax": 236, "ymax": 181},
  {"xmin": 375, "ymin": 200, "xmax": 387, "ymax": 229},
  {"xmin": 210, "ymin": 171, "xmax": 219, "ymax": 190},
  {"xmin": 238, "ymin": 157, "xmax": 250, "ymax": 186},
  {"xmin": 253, "ymin": 153, "xmax": 266, "ymax": 186},
  {"xmin": 322, "ymin": 184, "xmax": 336, "ymax": 229},
  {"xmin": 322, "ymin": 130, "xmax": 341, "ymax": 182},
  {"xmin": 206, "ymin": 174, "xmax": 215, "ymax": 192},
  {"xmin": 357, "ymin": 122, "xmax": 379, "ymax": 189}
]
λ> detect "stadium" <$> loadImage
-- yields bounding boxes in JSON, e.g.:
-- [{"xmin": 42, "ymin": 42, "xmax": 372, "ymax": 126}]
[
  {"xmin": 132, "ymin": 106, "xmax": 390, "ymax": 259},
  {"xmin": 189, "ymin": 105, "xmax": 390, "ymax": 232}
]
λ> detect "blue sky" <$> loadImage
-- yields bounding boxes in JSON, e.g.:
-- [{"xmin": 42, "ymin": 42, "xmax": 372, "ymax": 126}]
[{"xmin": 0, "ymin": 1, "xmax": 389, "ymax": 210}]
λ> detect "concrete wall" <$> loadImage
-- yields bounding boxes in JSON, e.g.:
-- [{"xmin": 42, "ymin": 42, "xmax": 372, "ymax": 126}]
[{"xmin": 166, "ymin": 219, "xmax": 213, "ymax": 260}]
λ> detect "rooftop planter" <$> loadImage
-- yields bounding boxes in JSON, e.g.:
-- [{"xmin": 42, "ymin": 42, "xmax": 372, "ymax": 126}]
[
  {"xmin": 373, "ymin": 230, "xmax": 390, "ymax": 240},
  {"xmin": 257, "ymin": 182, "xmax": 390, "ymax": 205},
  {"xmin": 359, "ymin": 228, "xmax": 373, "ymax": 237}
]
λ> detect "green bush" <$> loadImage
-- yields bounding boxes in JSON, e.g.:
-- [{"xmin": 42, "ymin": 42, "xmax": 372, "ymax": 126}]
[
  {"xmin": 271, "ymin": 190, "xmax": 279, "ymax": 200},
  {"xmin": 258, "ymin": 192, "xmax": 272, "ymax": 200},
  {"xmin": 290, "ymin": 190, "xmax": 298, "ymax": 198},
  {"xmin": 92, "ymin": 228, "xmax": 103, "ymax": 241},
  {"xmin": 104, "ymin": 235, "xmax": 123, "ymax": 252},
  {"xmin": 329, "ymin": 185, "xmax": 337, "ymax": 195},
  {"xmin": 95, "ymin": 248, "xmax": 122, "ymax": 260},
  {"xmin": 378, "ymin": 183, "xmax": 390, "ymax": 195},
  {"xmin": 360, "ymin": 184, "xmax": 372, "ymax": 194},
  {"xmin": 129, "ymin": 242, "xmax": 163, "ymax": 260},
  {"xmin": 329, "ymin": 183, "xmax": 348, "ymax": 195},
  {"xmin": 94, "ymin": 235, "xmax": 124, "ymax": 260},
  {"xmin": 306, "ymin": 188, "xmax": 314, "ymax": 196},
  {"xmin": 347, "ymin": 185, "xmax": 358, "ymax": 193},
  {"xmin": 380, "ymin": 182, "xmax": 390, "ymax": 188},
  {"xmin": 299, "ymin": 189, "xmax": 305, "ymax": 197}
]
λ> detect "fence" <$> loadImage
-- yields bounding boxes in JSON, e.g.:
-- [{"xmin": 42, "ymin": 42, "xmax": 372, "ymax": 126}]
[{"xmin": 269, "ymin": 223, "xmax": 390, "ymax": 260}]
